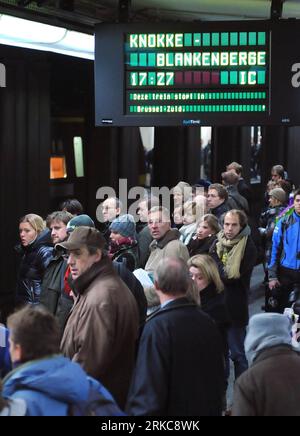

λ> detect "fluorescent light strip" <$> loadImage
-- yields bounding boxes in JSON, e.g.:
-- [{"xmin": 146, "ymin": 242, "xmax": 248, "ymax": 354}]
[{"xmin": 0, "ymin": 14, "xmax": 94, "ymax": 60}]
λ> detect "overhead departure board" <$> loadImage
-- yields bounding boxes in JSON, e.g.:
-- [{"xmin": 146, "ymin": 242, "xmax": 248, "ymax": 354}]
[
  {"xmin": 95, "ymin": 20, "xmax": 300, "ymax": 126},
  {"xmin": 126, "ymin": 30, "xmax": 268, "ymax": 118}
]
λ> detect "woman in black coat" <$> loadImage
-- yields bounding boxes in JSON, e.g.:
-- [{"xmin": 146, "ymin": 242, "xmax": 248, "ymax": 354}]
[
  {"xmin": 16, "ymin": 214, "xmax": 53, "ymax": 306},
  {"xmin": 188, "ymin": 254, "xmax": 230, "ymax": 361},
  {"xmin": 187, "ymin": 214, "xmax": 221, "ymax": 256}
]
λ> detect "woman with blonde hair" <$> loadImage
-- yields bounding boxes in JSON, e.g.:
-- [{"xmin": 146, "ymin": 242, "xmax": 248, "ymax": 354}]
[
  {"xmin": 188, "ymin": 254, "xmax": 229, "ymax": 360},
  {"xmin": 16, "ymin": 214, "xmax": 53, "ymax": 306},
  {"xmin": 179, "ymin": 201, "xmax": 200, "ymax": 245},
  {"xmin": 187, "ymin": 214, "xmax": 220, "ymax": 256}
]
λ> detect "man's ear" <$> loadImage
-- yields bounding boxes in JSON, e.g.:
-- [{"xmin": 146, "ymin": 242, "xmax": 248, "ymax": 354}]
[
  {"xmin": 96, "ymin": 249, "xmax": 102, "ymax": 262},
  {"xmin": 15, "ymin": 344, "xmax": 22, "ymax": 362},
  {"xmin": 154, "ymin": 280, "xmax": 159, "ymax": 290},
  {"xmin": 9, "ymin": 341, "xmax": 22, "ymax": 363}
]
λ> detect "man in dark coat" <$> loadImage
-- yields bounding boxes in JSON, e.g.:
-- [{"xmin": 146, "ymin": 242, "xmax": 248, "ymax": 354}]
[
  {"xmin": 232, "ymin": 313, "xmax": 300, "ymax": 416},
  {"xmin": 136, "ymin": 197, "xmax": 159, "ymax": 268},
  {"xmin": 226, "ymin": 162, "xmax": 253, "ymax": 206},
  {"xmin": 40, "ymin": 211, "xmax": 73, "ymax": 329},
  {"xmin": 222, "ymin": 171, "xmax": 249, "ymax": 215},
  {"xmin": 126, "ymin": 257, "xmax": 224, "ymax": 416},
  {"xmin": 207, "ymin": 184, "xmax": 230, "ymax": 221},
  {"xmin": 211, "ymin": 210, "xmax": 257, "ymax": 379}
]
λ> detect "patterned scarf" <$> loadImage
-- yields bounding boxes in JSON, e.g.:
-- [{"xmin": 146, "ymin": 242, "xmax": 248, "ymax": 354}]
[
  {"xmin": 109, "ymin": 237, "xmax": 136, "ymax": 257},
  {"xmin": 216, "ymin": 226, "xmax": 251, "ymax": 279}
]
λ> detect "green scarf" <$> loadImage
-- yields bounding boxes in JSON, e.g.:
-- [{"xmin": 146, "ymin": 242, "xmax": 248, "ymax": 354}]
[{"xmin": 216, "ymin": 226, "xmax": 251, "ymax": 279}]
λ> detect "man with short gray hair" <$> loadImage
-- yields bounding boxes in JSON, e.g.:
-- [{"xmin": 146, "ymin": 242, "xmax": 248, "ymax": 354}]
[
  {"xmin": 145, "ymin": 207, "xmax": 189, "ymax": 272},
  {"xmin": 127, "ymin": 257, "xmax": 224, "ymax": 416},
  {"xmin": 144, "ymin": 207, "xmax": 189, "ymax": 308}
]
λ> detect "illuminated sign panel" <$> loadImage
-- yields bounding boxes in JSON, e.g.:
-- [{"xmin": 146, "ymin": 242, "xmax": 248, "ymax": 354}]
[
  {"xmin": 95, "ymin": 20, "xmax": 300, "ymax": 126},
  {"xmin": 125, "ymin": 30, "xmax": 268, "ymax": 116}
]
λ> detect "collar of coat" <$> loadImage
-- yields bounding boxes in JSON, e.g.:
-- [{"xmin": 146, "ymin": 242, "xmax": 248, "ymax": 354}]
[
  {"xmin": 73, "ymin": 255, "xmax": 116, "ymax": 295},
  {"xmin": 147, "ymin": 297, "xmax": 197, "ymax": 322},
  {"xmin": 252, "ymin": 345, "xmax": 297, "ymax": 366},
  {"xmin": 149, "ymin": 228, "xmax": 180, "ymax": 251},
  {"xmin": 199, "ymin": 283, "xmax": 219, "ymax": 306}
]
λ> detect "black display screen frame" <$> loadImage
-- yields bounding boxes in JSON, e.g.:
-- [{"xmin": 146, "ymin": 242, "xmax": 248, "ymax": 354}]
[{"xmin": 94, "ymin": 19, "xmax": 300, "ymax": 127}]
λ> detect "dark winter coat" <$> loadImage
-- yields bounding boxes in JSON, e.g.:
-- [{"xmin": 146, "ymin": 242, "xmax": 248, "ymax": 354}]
[
  {"xmin": 200, "ymin": 284, "xmax": 230, "ymax": 356},
  {"xmin": 126, "ymin": 298, "xmax": 224, "ymax": 416},
  {"xmin": 137, "ymin": 225, "xmax": 153, "ymax": 268},
  {"xmin": 110, "ymin": 241, "xmax": 139, "ymax": 272},
  {"xmin": 16, "ymin": 229, "xmax": 53, "ymax": 305},
  {"xmin": 237, "ymin": 179, "xmax": 253, "ymax": 205},
  {"xmin": 227, "ymin": 185, "xmax": 249, "ymax": 215},
  {"xmin": 210, "ymin": 202, "xmax": 230, "ymax": 221},
  {"xmin": 233, "ymin": 346, "xmax": 300, "ymax": 416},
  {"xmin": 40, "ymin": 251, "xmax": 67, "ymax": 315},
  {"xmin": 187, "ymin": 235, "xmax": 217, "ymax": 257},
  {"xmin": 113, "ymin": 260, "xmax": 147, "ymax": 327},
  {"xmin": 211, "ymin": 236, "xmax": 257, "ymax": 327}
]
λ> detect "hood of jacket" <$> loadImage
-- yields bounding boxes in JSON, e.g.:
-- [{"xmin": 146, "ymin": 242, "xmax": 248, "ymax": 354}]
[
  {"xmin": 245, "ymin": 313, "xmax": 293, "ymax": 365},
  {"xmin": 149, "ymin": 228, "xmax": 180, "ymax": 251},
  {"xmin": 3, "ymin": 355, "xmax": 89, "ymax": 404}
]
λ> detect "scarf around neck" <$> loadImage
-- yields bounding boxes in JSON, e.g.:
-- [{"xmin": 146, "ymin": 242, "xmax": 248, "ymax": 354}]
[{"xmin": 216, "ymin": 225, "xmax": 251, "ymax": 279}]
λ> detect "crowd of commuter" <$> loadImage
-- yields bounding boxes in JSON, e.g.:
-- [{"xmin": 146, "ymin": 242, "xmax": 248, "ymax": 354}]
[{"xmin": 1, "ymin": 161, "xmax": 300, "ymax": 417}]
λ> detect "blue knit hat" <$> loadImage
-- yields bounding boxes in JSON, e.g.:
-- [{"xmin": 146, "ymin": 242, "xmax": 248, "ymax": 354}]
[
  {"xmin": 67, "ymin": 214, "xmax": 95, "ymax": 233},
  {"xmin": 109, "ymin": 214, "xmax": 136, "ymax": 239}
]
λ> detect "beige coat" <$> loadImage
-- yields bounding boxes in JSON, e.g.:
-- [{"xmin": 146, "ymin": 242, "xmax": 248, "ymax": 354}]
[
  {"xmin": 144, "ymin": 229, "xmax": 190, "ymax": 307},
  {"xmin": 61, "ymin": 257, "xmax": 139, "ymax": 408}
]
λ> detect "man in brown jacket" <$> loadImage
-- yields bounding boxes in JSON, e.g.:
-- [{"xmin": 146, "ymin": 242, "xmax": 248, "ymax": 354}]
[
  {"xmin": 232, "ymin": 313, "xmax": 300, "ymax": 416},
  {"xmin": 59, "ymin": 227, "xmax": 139, "ymax": 409}
]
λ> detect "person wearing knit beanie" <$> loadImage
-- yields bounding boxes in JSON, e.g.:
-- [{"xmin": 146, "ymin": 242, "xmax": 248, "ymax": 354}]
[
  {"xmin": 109, "ymin": 214, "xmax": 136, "ymax": 240},
  {"xmin": 67, "ymin": 214, "xmax": 95, "ymax": 233},
  {"xmin": 109, "ymin": 215, "xmax": 138, "ymax": 271}
]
